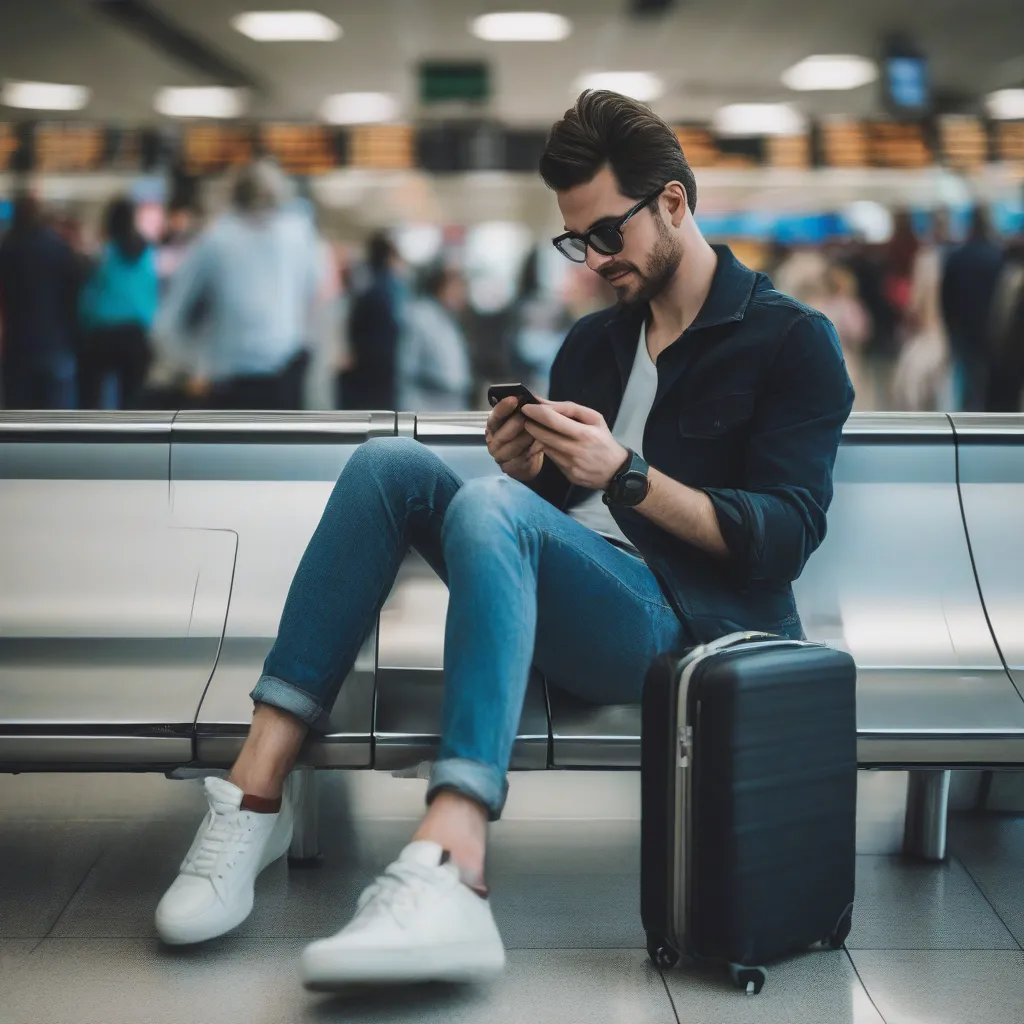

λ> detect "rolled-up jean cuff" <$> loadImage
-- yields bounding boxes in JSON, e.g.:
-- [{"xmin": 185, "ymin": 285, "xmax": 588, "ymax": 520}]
[
  {"xmin": 250, "ymin": 674, "xmax": 333, "ymax": 733},
  {"xmin": 426, "ymin": 757, "xmax": 509, "ymax": 822}
]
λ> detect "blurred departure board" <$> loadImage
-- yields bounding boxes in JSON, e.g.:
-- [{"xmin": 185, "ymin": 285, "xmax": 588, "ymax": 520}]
[
  {"xmin": 674, "ymin": 127, "xmax": 718, "ymax": 168},
  {"xmin": 767, "ymin": 134, "xmax": 811, "ymax": 169},
  {"xmin": 182, "ymin": 125, "xmax": 253, "ymax": 175},
  {"xmin": 938, "ymin": 115, "xmax": 988, "ymax": 171},
  {"xmin": 939, "ymin": 115, "xmax": 988, "ymax": 172},
  {"xmin": 867, "ymin": 122, "xmax": 932, "ymax": 168},
  {"xmin": 349, "ymin": 125, "xmax": 414, "ymax": 170},
  {"xmin": 819, "ymin": 120, "xmax": 870, "ymax": 167},
  {"xmin": 0, "ymin": 123, "xmax": 17, "ymax": 171},
  {"xmin": 995, "ymin": 122, "xmax": 1024, "ymax": 164},
  {"xmin": 34, "ymin": 123, "xmax": 106, "ymax": 172},
  {"xmin": 259, "ymin": 124, "xmax": 335, "ymax": 175}
]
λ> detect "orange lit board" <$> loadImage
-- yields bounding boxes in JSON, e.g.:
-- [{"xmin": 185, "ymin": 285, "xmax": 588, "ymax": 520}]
[
  {"xmin": 182, "ymin": 126, "xmax": 253, "ymax": 175},
  {"xmin": 34, "ymin": 123, "xmax": 106, "ymax": 172},
  {"xmin": 259, "ymin": 124, "xmax": 335, "ymax": 175},
  {"xmin": 349, "ymin": 125, "xmax": 414, "ymax": 170}
]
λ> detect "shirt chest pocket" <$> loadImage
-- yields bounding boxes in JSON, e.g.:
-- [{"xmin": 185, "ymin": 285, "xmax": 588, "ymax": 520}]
[{"xmin": 674, "ymin": 391, "xmax": 756, "ymax": 484}]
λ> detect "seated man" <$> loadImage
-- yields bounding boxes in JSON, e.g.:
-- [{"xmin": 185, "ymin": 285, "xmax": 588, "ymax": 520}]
[{"xmin": 154, "ymin": 90, "xmax": 855, "ymax": 988}]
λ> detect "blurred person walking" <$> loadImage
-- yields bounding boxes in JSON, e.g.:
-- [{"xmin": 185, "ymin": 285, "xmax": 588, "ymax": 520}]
[
  {"xmin": 78, "ymin": 197, "xmax": 158, "ymax": 409},
  {"xmin": 504, "ymin": 248, "xmax": 573, "ymax": 397},
  {"xmin": 814, "ymin": 264, "xmax": 873, "ymax": 409},
  {"xmin": 398, "ymin": 264, "xmax": 473, "ymax": 412},
  {"xmin": 892, "ymin": 210, "xmax": 952, "ymax": 411},
  {"xmin": 0, "ymin": 192, "xmax": 78, "ymax": 409},
  {"xmin": 154, "ymin": 160, "xmax": 319, "ymax": 410},
  {"xmin": 941, "ymin": 207, "xmax": 1004, "ymax": 411},
  {"xmin": 985, "ymin": 236, "xmax": 1024, "ymax": 412},
  {"xmin": 340, "ymin": 231, "xmax": 406, "ymax": 410}
]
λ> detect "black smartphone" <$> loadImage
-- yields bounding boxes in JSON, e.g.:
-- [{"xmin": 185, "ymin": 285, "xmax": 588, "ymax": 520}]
[{"xmin": 487, "ymin": 383, "xmax": 540, "ymax": 411}]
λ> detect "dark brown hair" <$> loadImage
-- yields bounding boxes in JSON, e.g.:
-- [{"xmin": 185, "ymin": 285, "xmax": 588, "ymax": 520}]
[{"xmin": 539, "ymin": 90, "xmax": 697, "ymax": 214}]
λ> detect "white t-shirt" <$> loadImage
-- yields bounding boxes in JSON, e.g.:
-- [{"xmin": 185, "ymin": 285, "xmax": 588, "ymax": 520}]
[{"xmin": 568, "ymin": 322, "xmax": 658, "ymax": 549}]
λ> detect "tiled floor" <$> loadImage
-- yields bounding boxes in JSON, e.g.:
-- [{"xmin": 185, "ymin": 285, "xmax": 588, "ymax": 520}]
[{"xmin": 0, "ymin": 772, "xmax": 1021, "ymax": 1024}]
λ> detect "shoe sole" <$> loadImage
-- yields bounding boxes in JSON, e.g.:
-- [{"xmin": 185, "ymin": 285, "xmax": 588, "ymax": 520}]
[
  {"xmin": 156, "ymin": 807, "xmax": 294, "ymax": 946},
  {"xmin": 301, "ymin": 942, "xmax": 506, "ymax": 989}
]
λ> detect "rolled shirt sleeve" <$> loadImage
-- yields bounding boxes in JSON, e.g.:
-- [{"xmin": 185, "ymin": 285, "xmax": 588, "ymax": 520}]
[{"xmin": 702, "ymin": 312, "xmax": 855, "ymax": 584}]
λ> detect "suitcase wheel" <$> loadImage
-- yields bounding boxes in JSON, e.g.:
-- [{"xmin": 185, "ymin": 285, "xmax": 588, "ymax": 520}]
[
  {"xmin": 728, "ymin": 964, "xmax": 767, "ymax": 995},
  {"xmin": 646, "ymin": 934, "xmax": 680, "ymax": 969},
  {"xmin": 825, "ymin": 903, "xmax": 854, "ymax": 950}
]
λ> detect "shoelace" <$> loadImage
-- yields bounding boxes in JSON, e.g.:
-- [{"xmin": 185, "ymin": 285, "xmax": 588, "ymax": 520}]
[
  {"xmin": 355, "ymin": 859, "xmax": 454, "ymax": 928},
  {"xmin": 182, "ymin": 808, "xmax": 253, "ymax": 880}
]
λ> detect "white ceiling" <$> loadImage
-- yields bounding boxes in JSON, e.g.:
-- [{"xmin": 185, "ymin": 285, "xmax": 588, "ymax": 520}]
[{"xmin": 0, "ymin": 0, "xmax": 1022, "ymax": 124}]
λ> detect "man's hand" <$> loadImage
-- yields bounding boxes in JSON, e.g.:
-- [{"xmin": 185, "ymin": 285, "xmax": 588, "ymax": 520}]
[
  {"xmin": 520, "ymin": 402, "xmax": 628, "ymax": 490},
  {"xmin": 486, "ymin": 396, "xmax": 545, "ymax": 483}
]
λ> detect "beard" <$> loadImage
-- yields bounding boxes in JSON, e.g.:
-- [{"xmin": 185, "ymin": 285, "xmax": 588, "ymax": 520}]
[{"xmin": 599, "ymin": 221, "xmax": 683, "ymax": 308}]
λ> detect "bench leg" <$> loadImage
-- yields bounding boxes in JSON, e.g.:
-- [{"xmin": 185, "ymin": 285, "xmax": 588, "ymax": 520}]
[
  {"xmin": 903, "ymin": 769, "xmax": 951, "ymax": 862},
  {"xmin": 285, "ymin": 766, "xmax": 323, "ymax": 867}
]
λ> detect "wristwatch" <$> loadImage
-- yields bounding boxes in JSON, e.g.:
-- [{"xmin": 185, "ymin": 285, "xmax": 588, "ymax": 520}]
[{"xmin": 603, "ymin": 448, "xmax": 651, "ymax": 507}]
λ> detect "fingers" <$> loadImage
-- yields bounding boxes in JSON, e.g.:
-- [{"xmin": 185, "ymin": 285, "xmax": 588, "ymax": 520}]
[
  {"xmin": 494, "ymin": 431, "xmax": 539, "ymax": 466},
  {"xmin": 520, "ymin": 403, "xmax": 586, "ymax": 439},
  {"xmin": 485, "ymin": 396, "xmax": 521, "ymax": 436},
  {"xmin": 522, "ymin": 418, "xmax": 579, "ymax": 455}
]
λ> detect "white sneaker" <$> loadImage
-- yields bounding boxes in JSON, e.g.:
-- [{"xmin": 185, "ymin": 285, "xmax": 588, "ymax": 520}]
[
  {"xmin": 300, "ymin": 840, "xmax": 506, "ymax": 989},
  {"xmin": 155, "ymin": 776, "xmax": 293, "ymax": 945}
]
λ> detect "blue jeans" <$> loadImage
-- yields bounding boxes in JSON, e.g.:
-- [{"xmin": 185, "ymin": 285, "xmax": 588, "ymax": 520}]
[{"xmin": 251, "ymin": 437, "xmax": 687, "ymax": 819}]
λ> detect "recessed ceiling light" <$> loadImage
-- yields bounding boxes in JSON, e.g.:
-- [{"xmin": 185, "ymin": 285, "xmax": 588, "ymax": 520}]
[
  {"xmin": 713, "ymin": 103, "xmax": 807, "ymax": 136},
  {"xmin": 1, "ymin": 79, "xmax": 90, "ymax": 111},
  {"xmin": 154, "ymin": 87, "xmax": 247, "ymax": 119},
  {"xmin": 471, "ymin": 12, "xmax": 572, "ymax": 42},
  {"xmin": 232, "ymin": 11, "xmax": 341, "ymax": 42},
  {"xmin": 986, "ymin": 88, "xmax": 1024, "ymax": 120},
  {"xmin": 320, "ymin": 92, "xmax": 399, "ymax": 125},
  {"xmin": 781, "ymin": 55, "xmax": 877, "ymax": 91},
  {"xmin": 574, "ymin": 72, "xmax": 664, "ymax": 103}
]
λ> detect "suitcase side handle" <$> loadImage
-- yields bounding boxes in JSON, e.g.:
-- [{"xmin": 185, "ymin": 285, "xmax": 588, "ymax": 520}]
[{"xmin": 697, "ymin": 630, "xmax": 776, "ymax": 656}]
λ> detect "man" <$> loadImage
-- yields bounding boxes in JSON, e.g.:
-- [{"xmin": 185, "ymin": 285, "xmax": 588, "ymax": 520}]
[
  {"xmin": 153, "ymin": 159, "xmax": 319, "ymax": 410},
  {"xmin": 340, "ymin": 230, "xmax": 406, "ymax": 410},
  {"xmin": 154, "ymin": 91, "xmax": 854, "ymax": 989},
  {"xmin": 941, "ymin": 206, "xmax": 1004, "ymax": 411},
  {"xmin": 0, "ymin": 192, "xmax": 78, "ymax": 409}
]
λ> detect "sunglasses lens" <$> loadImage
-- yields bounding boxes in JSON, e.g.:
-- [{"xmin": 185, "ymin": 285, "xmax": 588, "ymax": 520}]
[
  {"xmin": 555, "ymin": 236, "xmax": 588, "ymax": 263},
  {"xmin": 589, "ymin": 226, "xmax": 623, "ymax": 256}
]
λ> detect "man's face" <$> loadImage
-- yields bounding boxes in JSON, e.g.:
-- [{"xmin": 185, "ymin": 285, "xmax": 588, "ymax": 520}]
[{"xmin": 556, "ymin": 165, "xmax": 683, "ymax": 307}]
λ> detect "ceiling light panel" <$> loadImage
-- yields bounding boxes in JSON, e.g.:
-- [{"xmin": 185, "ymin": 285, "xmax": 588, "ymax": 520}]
[
  {"xmin": 781, "ymin": 55, "xmax": 877, "ymax": 92},
  {"xmin": 986, "ymin": 88, "xmax": 1024, "ymax": 120},
  {"xmin": 320, "ymin": 92, "xmax": 399, "ymax": 125},
  {"xmin": 574, "ymin": 72, "xmax": 664, "ymax": 102},
  {"xmin": 713, "ymin": 103, "xmax": 807, "ymax": 137},
  {"xmin": 1, "ymin": 80, "xmax": 90, "ymax": 111},
  {"xmin": 471, "ymin": 12, "xmax": 572, "ymax": 41},
  {"xmin": 155, "ymin": 87, "xmax": 247, "ymax": 118},
  {"xmin": 232, "ymin": 11, "xmax": 341, "ymax": 41}
]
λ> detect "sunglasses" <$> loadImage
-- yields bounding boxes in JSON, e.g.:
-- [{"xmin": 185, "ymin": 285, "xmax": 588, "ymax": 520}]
[{"xmin": 552, "ymin": 187, "xmax": 665, "ymax": 264}]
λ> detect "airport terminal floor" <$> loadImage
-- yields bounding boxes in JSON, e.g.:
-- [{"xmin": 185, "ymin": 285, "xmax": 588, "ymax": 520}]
[{"xmin": 0, "ymin": 767, "xmax": 1022, "ymax": 1024}]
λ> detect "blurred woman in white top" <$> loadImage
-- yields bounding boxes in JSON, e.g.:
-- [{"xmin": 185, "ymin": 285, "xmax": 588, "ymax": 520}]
[{"xmin": 154, "ymin": 159, "xmax": 320, "ymax": 409}]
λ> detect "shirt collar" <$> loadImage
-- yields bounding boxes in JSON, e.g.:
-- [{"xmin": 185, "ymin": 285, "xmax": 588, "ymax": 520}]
[{"xmin": 603, "ymin": 244, "xmax": 758, "ymax": 380}]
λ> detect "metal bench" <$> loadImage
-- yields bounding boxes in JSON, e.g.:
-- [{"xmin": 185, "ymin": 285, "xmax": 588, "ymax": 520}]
[{"xmin": 2, "ymin": 410, "xmax": 1023, "ymax": 865}]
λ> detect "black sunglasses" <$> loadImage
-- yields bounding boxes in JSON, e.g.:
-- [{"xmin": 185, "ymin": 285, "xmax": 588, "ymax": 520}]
[{"xmin": 552, "ymin": 187, "xmax": 665, "ymax": 263}]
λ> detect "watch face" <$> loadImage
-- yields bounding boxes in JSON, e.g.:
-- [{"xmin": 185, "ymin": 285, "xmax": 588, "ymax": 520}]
[{"xmin": 622, "ymin": 470, "xmax": 648, "ymax": 505}]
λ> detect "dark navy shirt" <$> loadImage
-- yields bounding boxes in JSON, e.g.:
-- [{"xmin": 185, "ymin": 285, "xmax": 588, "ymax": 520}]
[{"xmin": 529, "ymin": 244, "xmax": 855, "ymax": 643}]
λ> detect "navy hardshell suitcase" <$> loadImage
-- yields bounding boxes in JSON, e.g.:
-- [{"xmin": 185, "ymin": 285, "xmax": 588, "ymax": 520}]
[{"xmin": 640, "ymin": 632, "xmax": 857, "ymax": 994}]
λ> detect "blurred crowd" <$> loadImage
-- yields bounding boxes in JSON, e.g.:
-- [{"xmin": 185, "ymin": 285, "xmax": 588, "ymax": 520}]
[
  {"xmin": 1, "ymin": 160, "xmax": 1022, "ymax": 416},
  {"xmin": 766, "ymin": 208, "xmax": 1024, "ymax": 413}
]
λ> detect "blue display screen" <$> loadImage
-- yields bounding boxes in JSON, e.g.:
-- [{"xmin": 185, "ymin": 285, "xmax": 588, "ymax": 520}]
[{"xmin": 886, "ymin": 56, "xmax": 929, "ymax": 111}]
